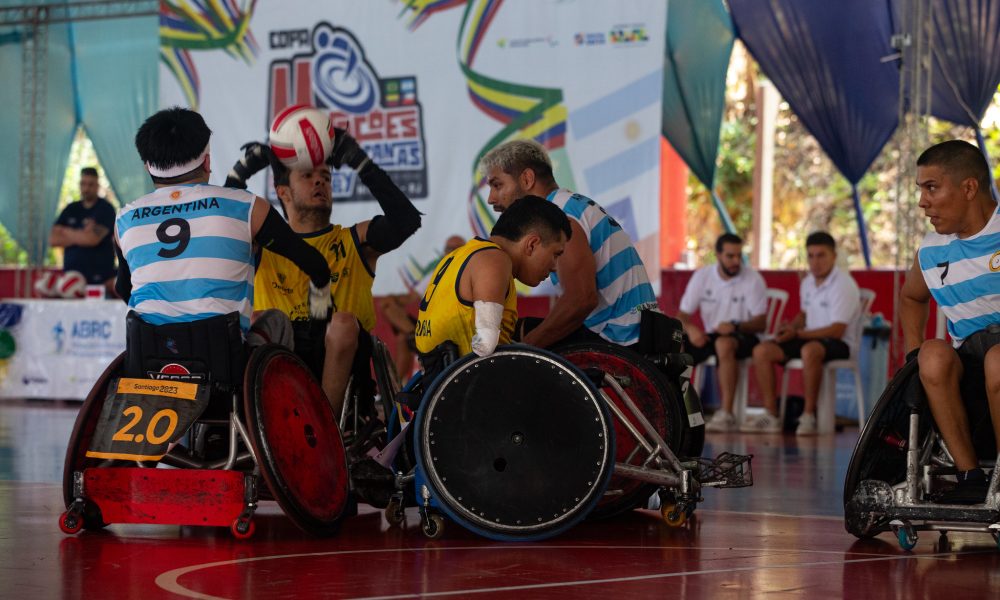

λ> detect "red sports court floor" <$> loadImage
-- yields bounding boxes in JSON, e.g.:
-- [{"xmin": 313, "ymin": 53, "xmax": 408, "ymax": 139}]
[{"xmin": 2, "ymin": 400, "xmax": 998, "ymax": 599}]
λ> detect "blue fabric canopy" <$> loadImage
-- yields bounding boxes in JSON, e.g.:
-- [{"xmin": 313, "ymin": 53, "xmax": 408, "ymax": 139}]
[
  {"xmin": 926, "ymin": 0, "xmax": 1000, "ymax": 127},
  {"xmin": 0, "ymin": 3, "xmax": 157, "ymax": 262},
  {"xmin": 730, "ymin": 0, "xmax": 902, "ymax": 266},
  {"xmin": 661, "ymin": 0, "xmax": 736, "ymax": 232}
]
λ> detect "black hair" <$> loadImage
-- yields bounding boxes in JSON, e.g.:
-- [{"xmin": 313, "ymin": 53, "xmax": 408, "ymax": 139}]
[
  {"xmin": 491, "ymin": 195, "xmax": 572, "ymax": 243},
  {"xmin": 916, "ymin": 139, "xmax": 992, "ymax": 193},
  {"xmin": 715, "ymin": 232, "xmax": 743, "ymax": 254},
  {"xmin": 805, "ymin": 231, "xmax": 836, "ymax": 250},
  {"xmin": 134, "ymin": 107, "xmax": 211, "ymax": 184},
  {"xmin": 80, "ymin": 167, "xmax": 98, "ymax": 178}
]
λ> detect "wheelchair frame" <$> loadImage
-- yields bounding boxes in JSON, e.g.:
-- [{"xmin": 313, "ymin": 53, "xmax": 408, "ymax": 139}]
[
  {"xmin": 373, "ymin": 345, "xmax": 752, "ymax": 538},
  {"xmin": 845, "ymin": 362, "xmax": 1000, "ymax": 550},
  {"xmin": 61, "ymin": 344, "xmax": 349, "ymax": 539}
]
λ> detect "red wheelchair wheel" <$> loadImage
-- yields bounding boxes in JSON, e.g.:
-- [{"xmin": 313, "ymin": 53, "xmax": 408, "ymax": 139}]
[
  {"xmin": 61, "ymin": 353, "xmax": 124, "ymax": 528},
  {"xmin": 243, "ymin": 345, "xmax": 350, "ymax": 536},
  {"xmin": 556, "ymin": 342, "xmax": 684, "ymax": 519}
]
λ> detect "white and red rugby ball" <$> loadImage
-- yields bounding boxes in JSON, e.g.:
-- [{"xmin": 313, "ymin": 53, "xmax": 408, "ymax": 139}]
[{"xmin": 268, "ymin": 105, "xmax": 336, "ymax": 172}]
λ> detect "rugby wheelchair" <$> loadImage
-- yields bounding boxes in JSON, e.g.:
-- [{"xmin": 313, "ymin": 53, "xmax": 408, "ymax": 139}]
[
  {"xmin": 59, "ymin": 311, "xmax": 350, "ymax": 539},
  {"xmin": 844, "ymin": 347, "xmax": 1000, "ymax": 551},
  {"xmin": 371, "ymin": 312, "xmax": 753, "ymax": 541}
]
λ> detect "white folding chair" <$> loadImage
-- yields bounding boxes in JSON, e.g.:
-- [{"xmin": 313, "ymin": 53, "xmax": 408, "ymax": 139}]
[
  {"xmin": 779, "ymin": 288, "xmax": 876, "ymax": 433},
  {"xmin": 694, "ymin": 288, "xmax": 789, "ymax": 423}
]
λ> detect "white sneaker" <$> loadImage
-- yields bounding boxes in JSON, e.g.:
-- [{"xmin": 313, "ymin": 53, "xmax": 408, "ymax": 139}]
[
  {"xmin": 796, "ymin": 413, "xmax": 818, "ymax": 436},
  {"xmin": 705, "ymin": 410, "xmax": 737, "ymax": 432},
  {"xmin": 740, "ymin": 413, "xmax": 782, "ymax": 433}
]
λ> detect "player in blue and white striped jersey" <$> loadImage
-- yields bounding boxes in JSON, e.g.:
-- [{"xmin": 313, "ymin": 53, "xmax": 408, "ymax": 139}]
[
  {"xmin": 901, "ymin": 139, "xmax": 1000, "ymax": 504},
  {"xmin": 115, "ymin": 107, "xmax": 332, "ymax": 335},
  {"xmin": 480, "ymin": 140, "xmax": 658, "ymax": 349}
]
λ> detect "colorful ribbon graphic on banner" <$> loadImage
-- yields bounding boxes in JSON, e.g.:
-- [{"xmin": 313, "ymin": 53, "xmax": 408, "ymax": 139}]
[
  {"xmin": 160, "ymin": 0, "xmax": 260, "ymax": 109},
  {"xmin": 397, "ymin": 0, "xmax": 575, "ymax": 290},
  {"xmin": 399, "ymin": 0, "xmax": 572, "ymax": 237}
]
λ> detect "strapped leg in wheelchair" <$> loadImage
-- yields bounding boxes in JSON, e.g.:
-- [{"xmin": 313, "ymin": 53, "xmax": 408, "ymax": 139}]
[
  {"xmin": 844, "ymin": 353, "xmax": 1000, "ymax": 551},
  {"xmin": 60, "ymin": 311, "xmax": 351, "ymax": 539}
]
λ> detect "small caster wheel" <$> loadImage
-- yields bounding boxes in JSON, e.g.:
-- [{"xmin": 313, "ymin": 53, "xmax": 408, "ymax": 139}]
[
  {"xmin": 422, "ymin": 514, "xmax": 445, "ymax": 539},
  {"xmin": 890, "ymin": 520, "xmax": 917, "ymax": 551},
  {"xmin": 661, "ymin": 503, "xmax": 687, "ymax": 527},
  {"xmin": 231, "ymin": 517, "xmax": 255, "ymax": 540},
  {"xmin": 59, "ymin": 511, "xmax": 83, "ymax": 535},
  {"xmin": 384, "ymin": 498, "xmax": 405, "ymax": 526}
]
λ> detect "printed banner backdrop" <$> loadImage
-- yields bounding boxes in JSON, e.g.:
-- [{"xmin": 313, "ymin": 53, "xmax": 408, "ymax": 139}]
[
  {"xmin": 0, "ymin": 300, "xmax": 128, "ymax": 400},
  {"xmin": 159, "ymin": 0, "xmax": 665, "ymax": 295}
]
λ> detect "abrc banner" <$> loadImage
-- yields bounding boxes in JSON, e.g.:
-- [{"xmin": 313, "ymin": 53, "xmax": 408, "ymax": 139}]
[{"xmin": 159, "ymin": 0, "xmax": 665, "ymax": 295}]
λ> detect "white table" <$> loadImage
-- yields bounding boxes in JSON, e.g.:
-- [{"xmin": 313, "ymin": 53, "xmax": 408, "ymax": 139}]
[{"xmin": 0, "ymin": 299, "xmax": 128, "ymax": 400}]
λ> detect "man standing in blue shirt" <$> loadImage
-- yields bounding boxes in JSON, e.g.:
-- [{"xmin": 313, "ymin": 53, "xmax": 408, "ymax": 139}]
[{"xmin": 49, "ymin": 167, "xmax": 117, "ymax": 295}]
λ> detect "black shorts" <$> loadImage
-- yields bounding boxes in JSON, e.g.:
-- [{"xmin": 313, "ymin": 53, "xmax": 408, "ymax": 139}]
[
  {"xmin": 292, "ymin": 319, "xmax": 373, "ymax": 389},
  {"xmin": 956, "ymin": 327, "xmax": 1000, "ymax": 457},
  {"xmin": 685, "ymin": 332, "xmax": 760, "ymax": 365},
  {"xmin": 514, "ymin": 316, "xmax": 634, "ymax": 349},
  {"xmin": 778, "ymin": 337, "xmax": 850, "ymax": 363}
]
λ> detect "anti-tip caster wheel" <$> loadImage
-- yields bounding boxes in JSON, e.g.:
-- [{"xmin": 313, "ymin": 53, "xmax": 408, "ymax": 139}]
[
  {"xmin": 59, "ymin": 510, "xmax": 83, "ymax": 535},
  {"xmin": 231, "ymin": 517, "xmax": 256, "ymax": 540},
  {"xmin": 422, "ymin": 513, "xmax": 445, "ymax": 539},
  {"xmin": 890, "ymin": 519, "xmax": 917, "ymax": 551},
  {"xmin": 384, "ymin": 497, "xmax": 405, "ymax": 526},
  {"xmin": 661, "ymin": 503, "xmax": 688, "ymax": 527}
]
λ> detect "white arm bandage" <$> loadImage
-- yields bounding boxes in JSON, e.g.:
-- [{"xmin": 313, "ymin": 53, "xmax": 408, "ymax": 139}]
[{"xmin": 471, "ymin": 300, "xmax": 504, "ymax": 356}]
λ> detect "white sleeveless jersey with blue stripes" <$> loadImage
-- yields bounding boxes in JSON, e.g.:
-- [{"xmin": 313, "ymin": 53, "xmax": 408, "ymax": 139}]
[
  {"xmin": 918, "ymin": 204, "xmax": 1000, "ymax": 346},
  {"xmin": 548, "ymin": 189, "xmax": 658, "ymax": 345},
  {"xmin": 115, "ymin": 184, "xmax": 257, "ymax": 333}
]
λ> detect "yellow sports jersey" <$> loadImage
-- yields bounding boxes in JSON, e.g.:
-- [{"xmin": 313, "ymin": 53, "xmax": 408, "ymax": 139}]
[
  {"xmin": 415, "ymin": 238, "xmax": 517, "ymax": 356},
  {"xmin": 255, "ymin": 224, "xmax": 376, "ymax": 331}
]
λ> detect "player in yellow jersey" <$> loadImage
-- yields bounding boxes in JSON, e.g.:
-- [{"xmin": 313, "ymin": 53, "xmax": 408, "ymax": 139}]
[
  {"xmin": 416, "ymin": 196, "xmax": 571, "ymax": 358},
  {"xmin": 228, "ymin": 130, "xmax": 420, "ymax": 417}
]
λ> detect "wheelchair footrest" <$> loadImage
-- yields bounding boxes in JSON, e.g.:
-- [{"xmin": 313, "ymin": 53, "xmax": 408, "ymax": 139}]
[
  {"xmin": 81, "ymin": 467, "xmax": 249, "ymax": 526},
  {"xmin": 694, "ymin": 452, "xmax": 753, "ymax": 488}
]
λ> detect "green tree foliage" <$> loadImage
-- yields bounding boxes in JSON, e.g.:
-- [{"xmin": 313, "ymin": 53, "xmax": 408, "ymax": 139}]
[{"xmin": 686, "ymin": 44, "xmax": 1000, "ymax": 270}]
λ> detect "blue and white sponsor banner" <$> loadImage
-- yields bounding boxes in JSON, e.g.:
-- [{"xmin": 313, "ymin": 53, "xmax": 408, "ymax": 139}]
[
  {"xmin": 0, "ymin": 300, "xmax": 127, "ymax": 400},
  {"xmin": 159, "ymin": 0, "xmax": 665, "ymax": 295}
]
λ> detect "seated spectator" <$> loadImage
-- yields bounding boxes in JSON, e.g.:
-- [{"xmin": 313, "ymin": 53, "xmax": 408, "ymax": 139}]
[
  {"xmin": 678, "ymin": 233, "xmax": 767, "ymax": 432},
  {"xmin": 750, "ymin": 232, "xmax": 860, "ymax": 435}
]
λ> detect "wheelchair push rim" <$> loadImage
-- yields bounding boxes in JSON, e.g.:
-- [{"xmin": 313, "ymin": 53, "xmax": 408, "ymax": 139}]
[
  {"xmin": 243, "ymin": 344, "xmax": 350, "ymax": 536},
  {"xmin": 414, "ymin": 345, "xmax": 616, "ymax": 541},
  {"xmin": 556, "ymin": 341, "xmax": 684, "ymax": 519}
]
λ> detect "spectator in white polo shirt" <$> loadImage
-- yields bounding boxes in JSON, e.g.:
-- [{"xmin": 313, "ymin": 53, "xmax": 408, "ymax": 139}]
[
  {"xmin": 749, "ymin": 232, "xmax": 861, "ymax": 435},
  {"xmin": 678, "ymin": 233, "xmax": 768, "ymax": 432}
]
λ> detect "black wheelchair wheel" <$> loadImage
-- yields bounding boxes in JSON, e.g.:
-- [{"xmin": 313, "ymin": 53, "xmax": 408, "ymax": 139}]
[
  {"xmin": 61, "ymin": 353, "xmax": 125, "ymax": 528},
  {"xmin": 843, "ymin": 360, "xmax": 930, "ymax": 538},
  {"xmin": 243, "ymin": 344, "xmax": 350, "ymax": 536},
  {"xmin": 414, "ymin": 345, "xmax": 615, "ymax": 540},
  {"xmin": 556, "ymin": 341, "xmax": 685, "ymax": 519}
]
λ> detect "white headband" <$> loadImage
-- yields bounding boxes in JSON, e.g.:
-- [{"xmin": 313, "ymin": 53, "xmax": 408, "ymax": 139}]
[{"xmin": 146, "ymin": 143, "xmax": 210, "ymax": 178}]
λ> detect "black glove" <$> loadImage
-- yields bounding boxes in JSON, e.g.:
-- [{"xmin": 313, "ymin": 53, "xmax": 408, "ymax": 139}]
[
  {"xmin": 225, "ymin": 141, "xmax": 275, "ymax": 189},
  {"xmin": 327, "ymin": 128, "xmax": 370, "ymax": 171}
]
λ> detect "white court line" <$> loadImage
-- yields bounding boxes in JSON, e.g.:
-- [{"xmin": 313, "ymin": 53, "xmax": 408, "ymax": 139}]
[
  {"xmin": 154, "ymin": 544, "xmax": 977, "ymax": 600},
  {"xmin": 696, "ymin": 508, "xmax": 844, "ymax": 522}
]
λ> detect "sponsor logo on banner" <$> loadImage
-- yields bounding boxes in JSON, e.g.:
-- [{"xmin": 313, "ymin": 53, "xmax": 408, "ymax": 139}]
[
  {"xmin": 609, "ymin": 24, "xmax": 649, "ymax": 45},
  {"xmin": 53, "ymin": 319, "xmax": 121, "ymax": 357},
  {"xmin": 574, "ymin": 32, "xmax": 606, "ymax": 46},
  {"xmin": 267, "ymin": 23, "xmax": 428, "ymax": 203},
  {"xmin": 497, "ymin": 35, "xmax": 558, "ymax": 49}
]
